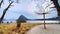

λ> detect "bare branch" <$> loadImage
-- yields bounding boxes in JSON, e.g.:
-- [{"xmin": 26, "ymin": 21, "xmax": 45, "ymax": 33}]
[
  {"xmin": 45, "ymin": 3, "xmax": 54, "ymax": 9},
  {"xmin": 0, "ymin": 0, "xmax": 4, "ymax": 8},
  {"xmin": 16, "ymin": 0, "xmax": 19, "ymax": 3},
  {"xmin": 9, "ymin": 0, "xmax": 12, "ymax": 3},
  {"xmin": 51, "ymin": 0, "xmax": 60, "ymax": 17},
  {"xmin": 4, "ymin": 1, "xmax": 13, "ymax": 11},
  {"xmin": 0, "ymin": 1, "xmax": 14, "ymax": 23}
]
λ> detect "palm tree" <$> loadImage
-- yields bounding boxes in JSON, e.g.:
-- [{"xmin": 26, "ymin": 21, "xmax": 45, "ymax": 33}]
[
  {"xmin": 51, "ymin": 0, "xmax": 60, "ymax": 17},
  {"xmin": 0, "ymin": 1, "xmax": 14, "ymax": 24}
]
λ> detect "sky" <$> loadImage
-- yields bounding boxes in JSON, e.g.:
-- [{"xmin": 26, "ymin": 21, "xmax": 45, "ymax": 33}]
[{"xmin": 0, "ymin": 0, "xmax": 60, "ymax": 19}]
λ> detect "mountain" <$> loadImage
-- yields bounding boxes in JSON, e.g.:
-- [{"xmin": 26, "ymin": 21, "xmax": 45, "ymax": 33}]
[{"xmin": 17, "ymin": 15, "xmax": 28, "ymax": 20}]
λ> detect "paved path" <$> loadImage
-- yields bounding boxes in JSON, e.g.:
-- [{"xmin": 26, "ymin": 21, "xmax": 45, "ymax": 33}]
[{"xmin": 26, "ymin": 24, "xmax": 60, "ymax": 34}]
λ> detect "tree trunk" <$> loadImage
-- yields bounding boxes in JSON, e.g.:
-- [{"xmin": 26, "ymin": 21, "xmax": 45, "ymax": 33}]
[
  {"xmin": 43, "ymin": 13, "xmax": 46, "ymax": 29},
  {"xmin": 0, "ymin": 1, "xmax": 13, "ymax": 24},
  {"xmin": 17, "ymin": 22, "xmax": 21, "ymax": 28},
  {"xmin": 51, "ymin": 0, "xmax": 60, "ymax": 17}
]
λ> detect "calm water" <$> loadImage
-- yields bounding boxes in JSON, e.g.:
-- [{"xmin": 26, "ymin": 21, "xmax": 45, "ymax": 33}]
[
  {"xmin": 27, "ymin": 20, "xmax": 60, "ymax": 23},
  {"xmin": 3, "ymin": 19, "xmax": 60, "ymax": 23}
]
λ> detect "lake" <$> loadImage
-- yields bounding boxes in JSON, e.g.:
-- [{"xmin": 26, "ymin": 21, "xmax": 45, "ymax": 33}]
[{"xmin": 3, "ymin": 19, "xmax": 60, "ymax": 23}]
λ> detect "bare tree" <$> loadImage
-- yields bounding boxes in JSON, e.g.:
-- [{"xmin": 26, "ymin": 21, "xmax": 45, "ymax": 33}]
[
  {"xmin": 51, "ymin": 0, "xmax": 60, "ymax": 17},
  {"xmin": 35, "ymin": 1, "xmax": 52, "ymax": 29},
  {"xmin": 0, "ymin": 1, "xmax": 14, "ymax": 24}
]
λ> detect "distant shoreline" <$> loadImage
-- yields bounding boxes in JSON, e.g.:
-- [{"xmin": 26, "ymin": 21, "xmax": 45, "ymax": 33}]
[{"xmin": 3, "ymin": 19, "xmax": 60, "ymax": 23}]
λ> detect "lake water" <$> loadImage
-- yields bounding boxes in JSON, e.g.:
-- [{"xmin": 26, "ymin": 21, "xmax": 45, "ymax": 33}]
[
  {"xmin": 3, "ymin": 19, "xmax": 60, "ymax": 23},
  {"xmin": 27, "ymin": 20, "xmax": 60, "ymax": 23}
]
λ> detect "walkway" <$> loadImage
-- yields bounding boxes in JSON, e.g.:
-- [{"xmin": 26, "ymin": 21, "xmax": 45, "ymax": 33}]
[{"xmin": 26, "ymin": 24, "xmax": 60, "ymax": 34}]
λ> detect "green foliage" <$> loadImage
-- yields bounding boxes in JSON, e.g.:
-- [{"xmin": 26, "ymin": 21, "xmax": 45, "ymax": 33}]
[
  {"xmin": 17, "ymin": 19, "xmax": 26, "ymax": 23},
  {"xmin": 19, "ymin": 19, "xmax": 26, "ymax": 23},
  {"xmin": 17, "ymin": 18, "xmax": 26, "ymax": 28}
]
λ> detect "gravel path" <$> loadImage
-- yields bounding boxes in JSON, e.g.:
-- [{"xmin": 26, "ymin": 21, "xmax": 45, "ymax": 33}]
[{"xmin": 26, "ymin": 24, "xmax": 60, "ymax": 34}]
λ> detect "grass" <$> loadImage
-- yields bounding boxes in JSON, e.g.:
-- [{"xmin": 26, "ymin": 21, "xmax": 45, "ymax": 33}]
[{"xmin": 0, "ymin": 23, "xmax": 41, "ymax": 34}]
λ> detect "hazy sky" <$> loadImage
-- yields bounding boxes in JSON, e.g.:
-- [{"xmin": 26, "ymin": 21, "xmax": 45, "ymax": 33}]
[{"xmin": 0, "ymin": 0, "xmax": 60, "ymax": 19}]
